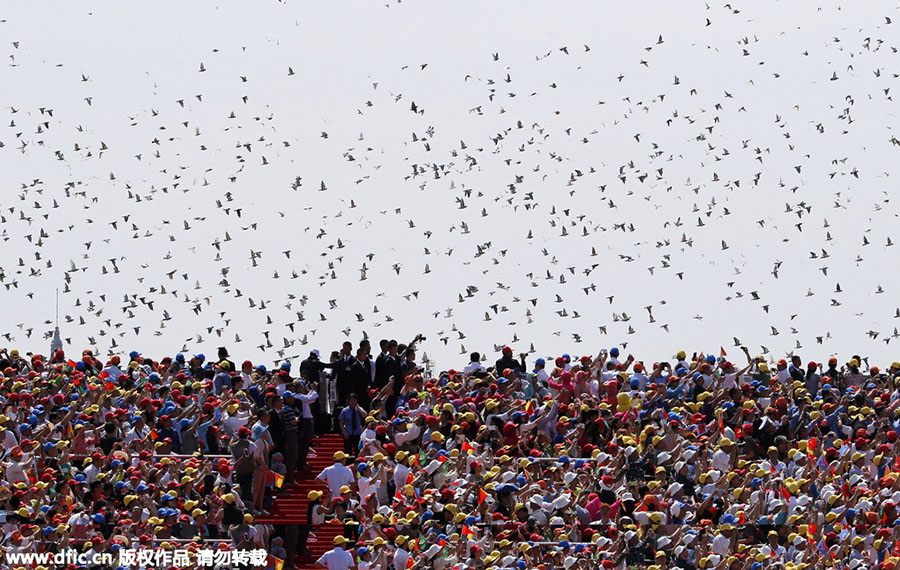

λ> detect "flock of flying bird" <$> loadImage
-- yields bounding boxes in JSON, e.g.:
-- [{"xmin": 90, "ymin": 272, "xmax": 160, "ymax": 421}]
[{"xmin": 1, "ymin": 3, "xmax": 899, "ymax": 367}]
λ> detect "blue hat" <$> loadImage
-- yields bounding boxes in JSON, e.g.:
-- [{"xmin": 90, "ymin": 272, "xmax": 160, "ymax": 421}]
[
  {"xmin": 148, "ymin": 372, "xmax": 159, "ymax": 381},
  {"xmin": 558, "ymin": 456, "xmax": 570, "ymax": 465},
  {"xmin": 256, "ymin": 364, "xmax": 267, "ymax": 373},
  {"xmin": 357, "ymin": 463, "xmax": 370, "ymax": 473},
  {"xmin": 283, "ymin": 391, "xmax": 294, "ymax": 399},
  {"xmin": 721, "ymin": 514, "xmax": 737, "ymax": 525},
  {"xmin": 629, "ymin": 378, "xmax": 639, "ymax": 389},
  {"xmin": 74, "ymin": 474, "xmax": 86, "ymax": 482},
  {"xmin": 517, "ymin": 562, "xmax": 528, "ymax": 570},
  {"xmin": 43, "ymin": 442, "xmax": 55, "ymax": 452},
  {"xmin": 559, "ymin": 540, "xmax": 571, "ymax": 548},
  {"xmin": 464, "ymin": 516, "xmax": 480, "ymax": 525},
  {"xmin": 562, "ymin": 353, "xmax": 571, "ymax": 361},
  {"xmin": 114, "ymin": 481, "xmax": 127, "ymax": 491},
  {"xmin": 516, "ymin": 475, "xmax": 527, "ymax": 486},
  {"xmin": 610, "ymin": 347, "xmax": 619, "ymax": 357},
  {"xmin": 43, "ymin": 526, "xmax": 56, "ymax": 536},
  {"xmin": 136, "ymin": 483, "xmax": 149, "ymax": 493},
  {"xmin": 129, "ymin": 351, "xmax": 141, "ymax": 359},
  {"xmin": 176, "ymin": 353, "xmax": 185, "ymax": 361},
  {"xmin": 92, "ymin": 513, "xmax": 105, "ymax": 524},
  {"xmin": 193, "ymin": 354, "xmax": 205, "ymax": 362},
  {"xmin": 692, "ymin": 372, "xmax": 702, "ymax": 381},
  {"xmin": 76, "ymin": 361, "xmax": 86, "ymax": 371},
  {"xmin": 358, "ymin": 547, "xmax": 370, "ymax": 557},
  {"xmin": 179, "ymin": 419, "xmax": 191, "ymax": 429},
  {"xmin": 111, "ymin": 459, "xmax": 122, "ymax": 468},
  {"xmin": 535, "ymin": 358, "xmax": 545, "ymax": 367},
  {"xmin": 281, "ymin": 362, "xmax": 291, "ymax": 371},
  {"xmin": 706, "ymin": 354, "xmax": 716, "ymax": 364},
  {"xmin": 160, "ymin": 493, "xmax": 175, "ymax": 502}
]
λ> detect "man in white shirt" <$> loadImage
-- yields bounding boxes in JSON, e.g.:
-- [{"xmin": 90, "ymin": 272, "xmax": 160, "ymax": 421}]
[
  {"xmin": 316, "ymin": 535, "xmax": 354, "ymax": 570},
  {"xmin": 317, "ymin": 451, "xmax": 356, "ymax": 497},
  {"xmin": 711, "ymin": 438, "xmax": 734, "ymax": 472},
  {"xmin": 123, "ymin": 416, "xmax": 149, "ymax": 445},
  {"xmin": 463, "ymin": 352, "xmax": 486, "ymax": 375},
  {"xmin": 393, "ymin": 418, "xmax": 421, "ymax": 447},
  {"xmin": 102, "ymin": 355, "xmax": 124, "ymax": 381},
  {"xmin": 392, "ymin": 451, "xmax": 410, "ymax": 492}
]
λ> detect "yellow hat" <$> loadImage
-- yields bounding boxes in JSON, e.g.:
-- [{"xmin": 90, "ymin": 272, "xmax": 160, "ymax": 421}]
[
  {"xmin": 372, "ymin": 453, "xmax": 386, "ymax": 462},
  {"xmin": 373, "ymin": 537, "xmax": 386, "ymax": 546},
  {"xmin": 395, "ymin": 535, "xmax": 408, "ymax": 545},
  {"xmin": 395, "ymin": 451, "xmax": 408, "ymax": 462},
  {"xmin": 339, "ymin": 485, "xmax": 351, "ymax": 495},
  {"xmin": 243, "ymin": 513, "xmax": 254, "ymax": 524},
  {"xmin": 334, "ymin": 535, "xmax": 348, "ymax": 545},
  {"xmin": 334, "ymin": 451, "xmax": 348, "ymax": 461},
  {"xmin": 308, "ymin": 490, "xmax": 323, "ymax": 501},
  {"xmin": 222, "ymin": 493, "xmax": 235, "ymax": 504},
  {"xmin": 849, "ymin": 358, "xmax": 859, "ymax": 367},
  {"xmin": 431, "ymin": 432, "xmax": 444, "ymax": 442}
]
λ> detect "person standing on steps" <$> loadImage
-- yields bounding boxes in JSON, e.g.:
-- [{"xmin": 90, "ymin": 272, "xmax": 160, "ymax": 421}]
[
  {"xmin": 279, "ymin": 391, "xmax": 299, "ymax": 484},
  {"xmin": 295, "ymin": 379, "xmax": 319, "ymax": 473},
  {"xmin": 338, "ymin": 393, "xmax": 366, "ymax": 456}
]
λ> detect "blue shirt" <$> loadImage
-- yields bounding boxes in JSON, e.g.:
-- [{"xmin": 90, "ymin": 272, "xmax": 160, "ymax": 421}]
[{"xmin": 338, "ymin": 406, "xmax": 364, "ymax": 435}]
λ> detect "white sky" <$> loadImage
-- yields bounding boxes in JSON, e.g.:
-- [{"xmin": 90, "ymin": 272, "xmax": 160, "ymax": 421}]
[{"xmin": 1, "ymin": 2, "xmax": 899, "ymax": 370}]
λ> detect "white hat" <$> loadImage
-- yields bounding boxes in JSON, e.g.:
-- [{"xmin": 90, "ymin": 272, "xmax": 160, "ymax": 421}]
[
  {"xmin": 564, "ymin": 556, "xmax": 578, "ymax": 569},
  {"xmin": 625, "ymin": 530, "xmax": 637, "ymax": 541},
  {"xmin": 424, "ymin": 545, "xmax": 441, "ymax": 559},
  {"xmin": 425, "ymin": 460, "xmax": 441, "ymax": 475},
  {"xmin": 656, "ymin": 452, "xmax": 672, "ymax": 464}
]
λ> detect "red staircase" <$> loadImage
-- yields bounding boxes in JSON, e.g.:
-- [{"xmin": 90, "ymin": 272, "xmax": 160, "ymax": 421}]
[{"xmin": 257, "ymin": 434, "xmax": 350, "ymax": 569}]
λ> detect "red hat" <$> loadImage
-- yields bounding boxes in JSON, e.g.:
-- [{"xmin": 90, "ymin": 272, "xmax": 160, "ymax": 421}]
[
  {"xmin": 237, "ymin": 426, "xmax": 252, "ymax": 437},
  {"xmin": 502, "ymin": 346, "xmax": 512, "ymax": 354}
]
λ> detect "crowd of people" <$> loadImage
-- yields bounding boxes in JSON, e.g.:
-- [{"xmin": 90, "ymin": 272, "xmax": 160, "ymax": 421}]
[{"xmin": 2, "ymin": 340, "xmax": 900, "ymax": 570}]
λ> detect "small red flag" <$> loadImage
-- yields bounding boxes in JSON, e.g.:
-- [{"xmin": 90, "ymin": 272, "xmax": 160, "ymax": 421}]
[
  {"xmin": 720, "ymin": 347, "xmax": 727, "ymax": 357},
  {"xmin": 462, "ymin": 525, "xmax": 475, "ymax": 537},
  {"xmin": 478, "ymin": 488, "xmax": 488, "ymax": 505}
]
